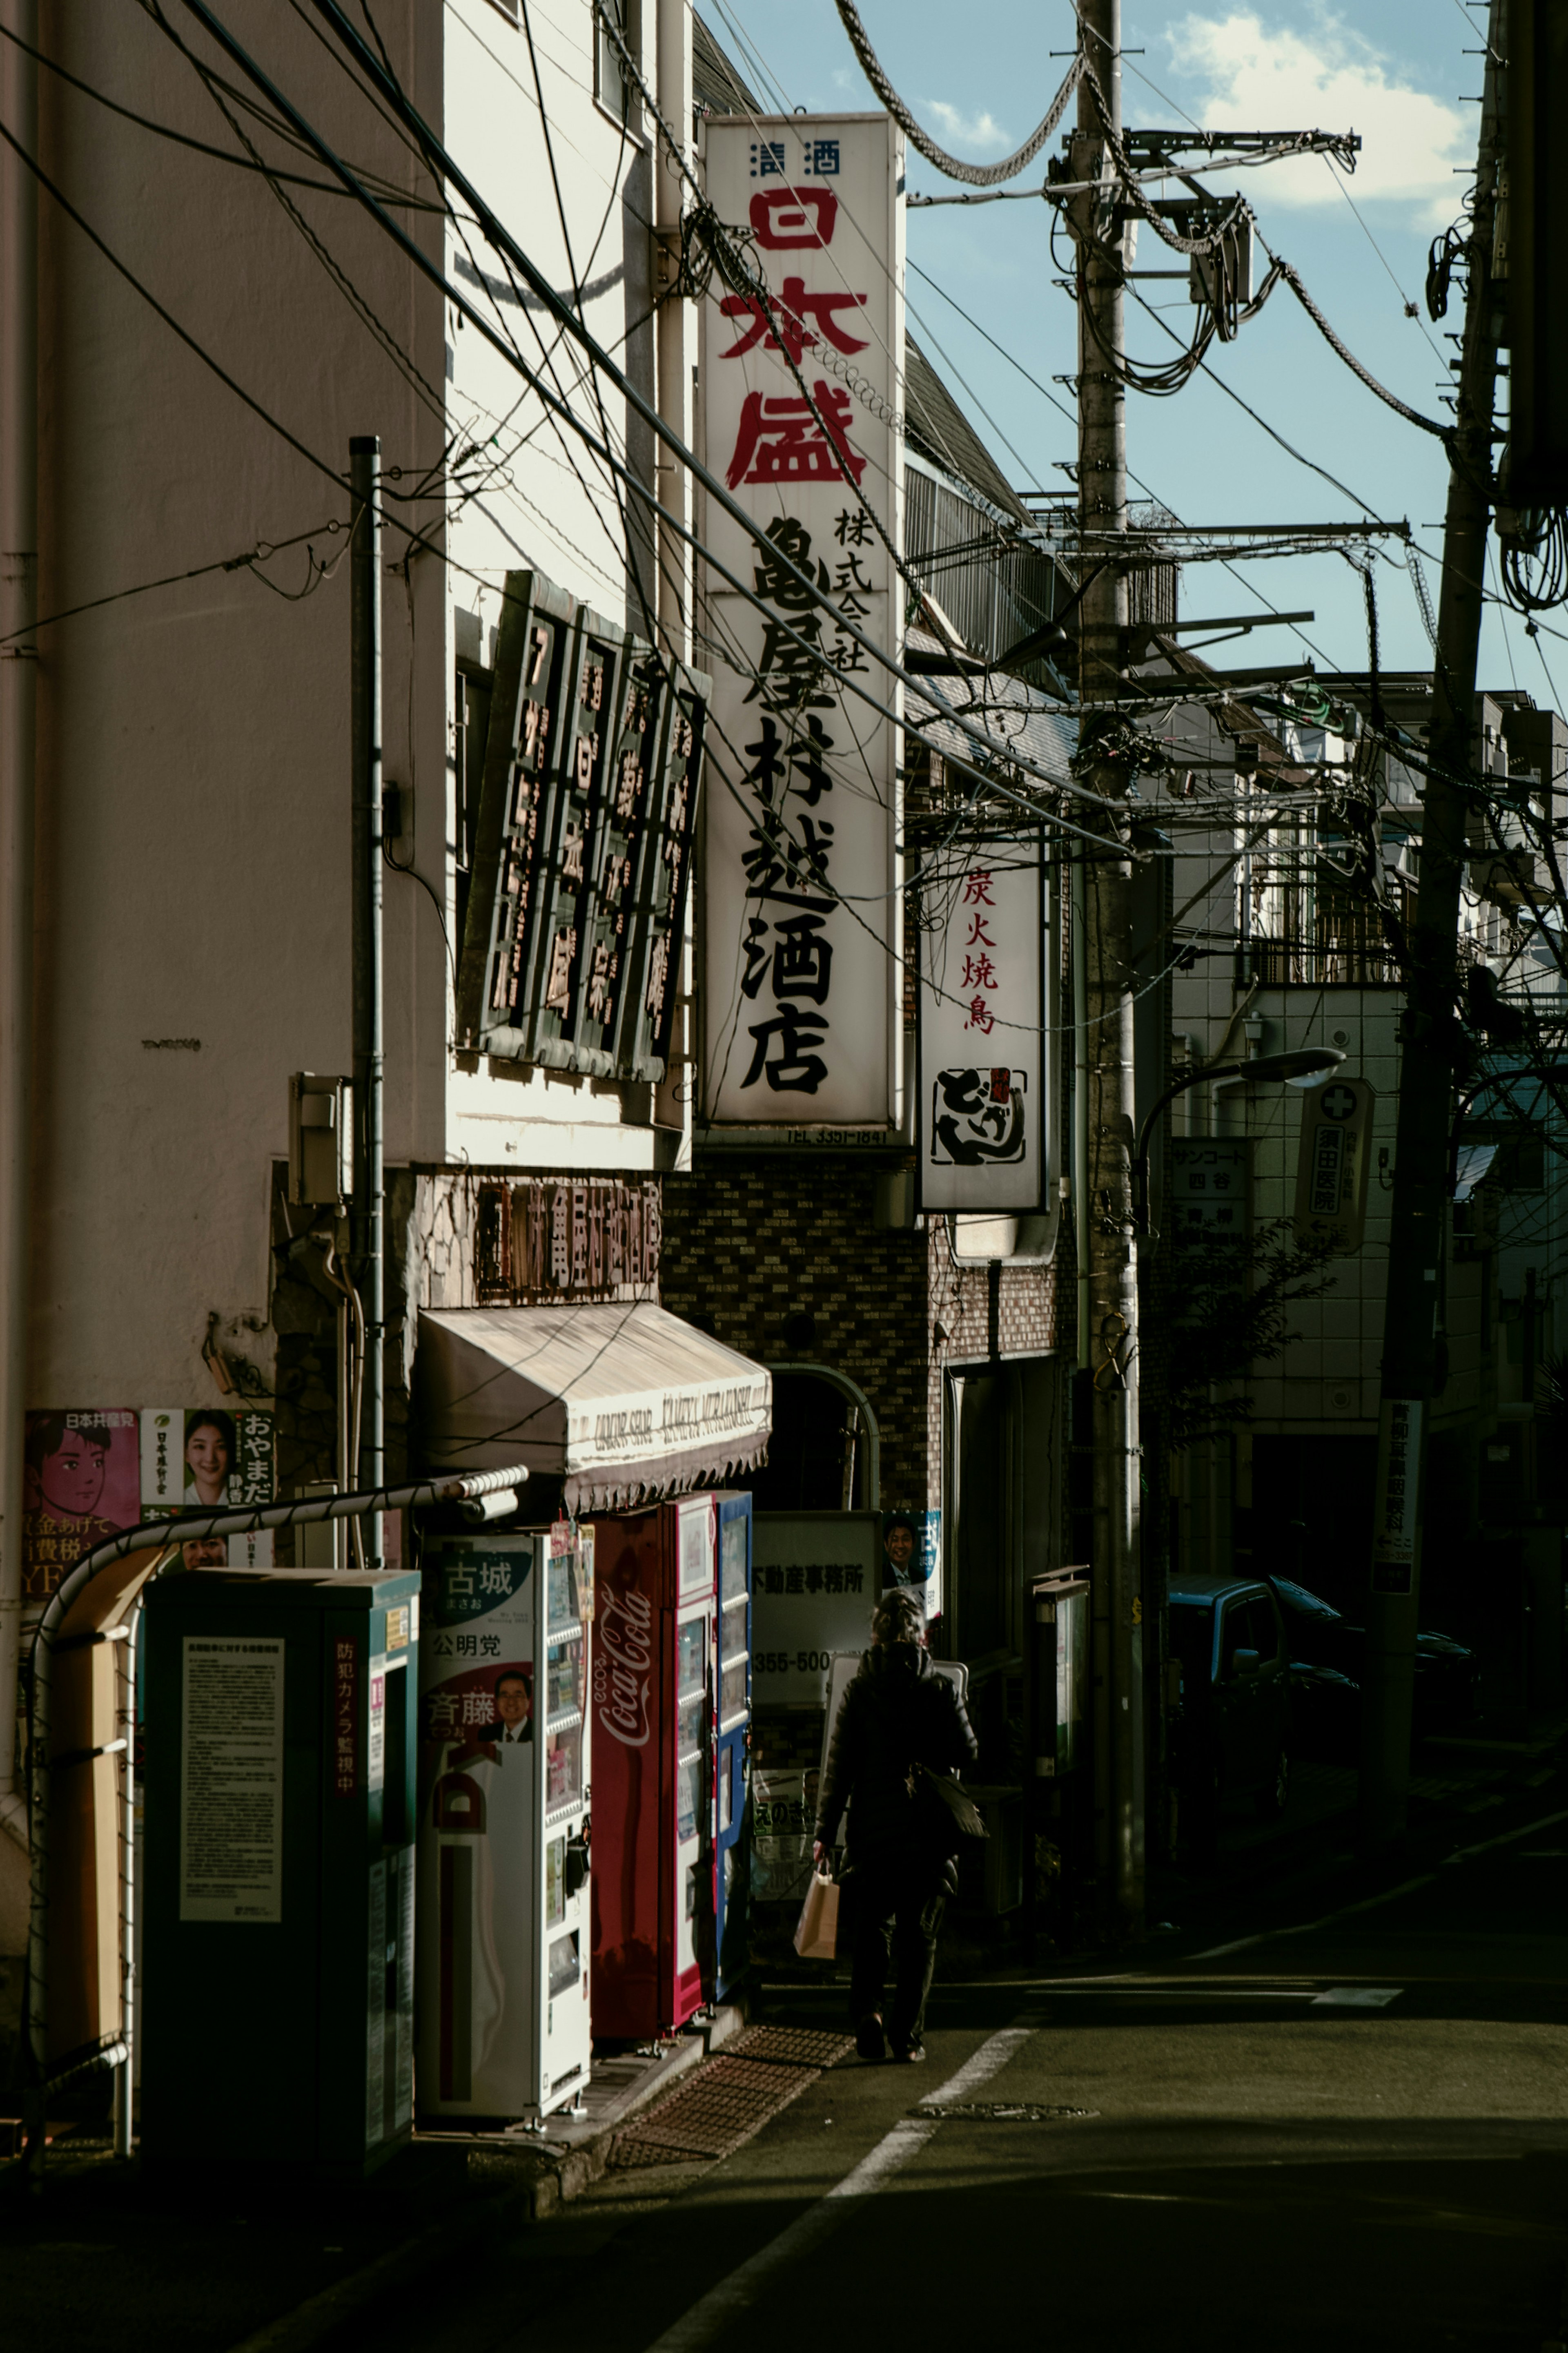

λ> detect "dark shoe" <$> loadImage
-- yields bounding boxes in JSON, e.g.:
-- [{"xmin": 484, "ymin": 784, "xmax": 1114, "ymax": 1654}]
[
  {"xmin": 855, "ymin": 2015, "xmax": 886, "ymax": 2062},
  {"xmin": 890, "ymin": 2039, "xmax": 926, "ymax": 2064}
]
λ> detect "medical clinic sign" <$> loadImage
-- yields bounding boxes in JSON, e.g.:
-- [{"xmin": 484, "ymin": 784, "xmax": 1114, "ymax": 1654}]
[{"xmin": 699, "ymin": 116, "xmax": 904, "ymax": 1131}]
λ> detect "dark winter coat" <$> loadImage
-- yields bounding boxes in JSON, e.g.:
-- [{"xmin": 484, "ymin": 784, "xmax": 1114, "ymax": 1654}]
[{"xmin": 814, "ymin": 1644, "xmax": 980, "ymax": 1885}]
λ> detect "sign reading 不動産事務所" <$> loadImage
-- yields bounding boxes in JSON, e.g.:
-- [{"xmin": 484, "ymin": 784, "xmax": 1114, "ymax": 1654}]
[
  {"xmin": 751, "ymin": 1510, "xmax": 884, "ymax": 1704},
  {"xmin": 699, "ymin": 117, "xmax": 905, "ymax": 1131},
  {"xmin": 918, "ymin": 845, "xmax": 1045, "ymax": 1211}
]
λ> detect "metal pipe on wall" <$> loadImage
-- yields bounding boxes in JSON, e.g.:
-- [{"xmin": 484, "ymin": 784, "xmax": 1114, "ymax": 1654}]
[
  {"xmin": 350, "ymin": 439, "xmax": 384, "ymax": 1564},
  {"xmin": 1071, "ymin": 854, "xmax": 1090, "ymax": 1373},
  {"xmin": 0, "ymin": 0, "xmax": 38, "ymax": 1838},
  {"xmin": 655, "ymin": 0, "xmax": 692, "ymax": 660}
]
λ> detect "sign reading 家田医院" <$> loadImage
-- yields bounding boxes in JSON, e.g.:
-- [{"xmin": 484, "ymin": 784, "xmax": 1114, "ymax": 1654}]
[
  {"xmin": 699, "ymin": 116, "xmax": 904, "ymax": 1131},
  {"xmin": 1293, "ymin": 1075, "xmax": 1375, "ymax": 1252},
  {"xmin": 918, "ymin": 845, "xmax": 1045, "ymax": 1211}
]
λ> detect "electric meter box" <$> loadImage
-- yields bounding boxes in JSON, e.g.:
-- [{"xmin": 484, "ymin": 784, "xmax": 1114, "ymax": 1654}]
[{"xmin": 140, "ymin": 1566, "xmax": 420, "ymax": 2175}]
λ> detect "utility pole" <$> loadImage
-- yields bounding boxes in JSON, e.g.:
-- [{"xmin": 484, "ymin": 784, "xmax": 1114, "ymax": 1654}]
[
  {"xmin": 350, "ymin": 437, "xmax": 384, "ymax": 1563},
  {"xmin": 0, "ymin": 0, "xmax": 37, "ymax": 1826},
  {"xmin": 1359, "ymin": 1, "xmax": 1503, "ymax": 1850},
  {"xmin": 1072, "ymin": 0, "xmax": 1143, "ymax": 1936}
]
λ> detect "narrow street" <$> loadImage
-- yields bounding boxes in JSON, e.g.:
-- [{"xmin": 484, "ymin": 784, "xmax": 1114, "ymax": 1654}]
[{"xmin": 373, "ymin": 1798, "xmax": 1568, "ymax": 2353}]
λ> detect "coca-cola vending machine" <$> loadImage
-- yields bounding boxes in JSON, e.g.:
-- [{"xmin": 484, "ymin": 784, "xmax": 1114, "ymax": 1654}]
[{"xmin": 588, "ymin": 1495, "xmax": 717, "ymax": 2039}]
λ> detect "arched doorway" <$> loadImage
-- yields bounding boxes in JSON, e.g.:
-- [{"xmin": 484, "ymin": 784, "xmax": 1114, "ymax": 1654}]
[{"xmin": 749, "ymin": 1363, "xmax": 881, "ymax": 1513}]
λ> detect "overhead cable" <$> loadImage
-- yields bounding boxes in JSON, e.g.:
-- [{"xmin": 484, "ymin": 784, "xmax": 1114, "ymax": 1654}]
[{"xmin": 831, "ymin": 1, "xmax": 1082, "ymax": 187}]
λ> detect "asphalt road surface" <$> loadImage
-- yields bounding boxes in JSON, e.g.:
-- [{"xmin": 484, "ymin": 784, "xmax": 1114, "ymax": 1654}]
[{"xmin": 380, "ymin": 1811, "xmax": 1568, "ymax": 2353}]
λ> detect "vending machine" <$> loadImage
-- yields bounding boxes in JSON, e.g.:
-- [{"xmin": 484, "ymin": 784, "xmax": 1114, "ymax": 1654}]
[
  {"xmin": 415, "ymin": 1523, "xmax": 594, "ymax": 2124},
  {"xmin": 588, "ymin": 1495, "xmax": 717, "ymax": 2040},
  {"xmin": 714, "ymin": 1492, "xmax": 753, "ymax": 2001},
  {"xmin": 140, "ymin": 1566, "xmax": 419, "ymax": 2175}
]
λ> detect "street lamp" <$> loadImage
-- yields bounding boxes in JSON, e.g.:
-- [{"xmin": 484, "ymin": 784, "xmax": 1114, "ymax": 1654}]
[{"xmin": 1132, "ymin": 1048, "xmax": 1346, "ymax": 1233}]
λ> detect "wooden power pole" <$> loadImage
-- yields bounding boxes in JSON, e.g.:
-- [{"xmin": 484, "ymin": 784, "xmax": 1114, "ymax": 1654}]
[
  {"xmin": 1359, "ymin": 0, "xmax": 1504, "ymax": 1850},
  {"xmin": 1072, "ymin": 0, "xmax": 1144, "ymax": 1935}
]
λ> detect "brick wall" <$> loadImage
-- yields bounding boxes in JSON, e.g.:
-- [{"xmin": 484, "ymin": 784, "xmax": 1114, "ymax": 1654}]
[
  {"xmin": 923, "ymin": 1219, "xmax": 1061, "ymax": 1492},
  {"xmin": 661, "ymin": 1156, "xmax": 1062, "ymax": 1511},
  {"xmin": 660, "ymin": 1157, "xmax": 932, "ymax": 1502}
]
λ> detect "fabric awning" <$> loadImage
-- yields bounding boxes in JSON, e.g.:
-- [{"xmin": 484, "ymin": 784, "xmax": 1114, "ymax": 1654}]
[{"xmin": 416, "ymin": 1301, "xmax": 772, "ymax": 1514}]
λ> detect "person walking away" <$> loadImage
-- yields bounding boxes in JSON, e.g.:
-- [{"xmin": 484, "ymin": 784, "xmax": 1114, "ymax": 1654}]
[{"xmin": 812, "ymin": 1589, "xmax": 978, "ymax": 2063}]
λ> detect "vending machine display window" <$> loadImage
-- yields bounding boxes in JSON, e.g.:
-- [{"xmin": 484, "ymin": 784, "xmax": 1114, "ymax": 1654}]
[
  {"xmin": 546, "ymin": 1720, "xmax": 584, "ymax": 1818},
  {"xmin": 719, "ymin": 1655, "xmax": 748, "ymax": 1727},
  {"xmin": 713, "ymin": 1494, "xmax": 753, "ymax": 2001},
  {"xmin": 547, "ymin": 1634, "xmax": 585, "ymax": 1716}
]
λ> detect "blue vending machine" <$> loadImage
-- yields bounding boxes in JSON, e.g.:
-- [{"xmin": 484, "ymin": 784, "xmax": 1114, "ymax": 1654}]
[{"xmin": 713, "ymin": 1491, "xmax": 753, "ymax": 2000}]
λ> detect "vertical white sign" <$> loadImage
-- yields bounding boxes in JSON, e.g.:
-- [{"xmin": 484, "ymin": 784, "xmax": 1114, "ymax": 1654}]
[
  {"xmin": 700, "ymin": 115, "xmax": 904, "ymax": 1129},
  {"xmin": 919, "ymin": 848, "xmax": 1045, "ymax": 1210},
  {"xmin": 1371, "ymin": 1397, "xmax": 1423, "ymax": 1595}
]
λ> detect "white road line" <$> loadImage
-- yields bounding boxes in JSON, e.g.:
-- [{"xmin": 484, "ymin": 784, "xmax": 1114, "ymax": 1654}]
[
  {"xmin": 641, "ymin": 2028, "xmax": 1031, "ymax": 2353},
  {"xmin": 1190, "ymin": 1805, "xmax": 1568, "ymax": 1960}
]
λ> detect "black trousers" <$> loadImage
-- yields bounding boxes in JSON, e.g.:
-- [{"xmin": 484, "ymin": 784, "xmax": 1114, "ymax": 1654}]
[{"xmin": 846, "ymin": 1851, "xmax": 947, "ymax": 2049}]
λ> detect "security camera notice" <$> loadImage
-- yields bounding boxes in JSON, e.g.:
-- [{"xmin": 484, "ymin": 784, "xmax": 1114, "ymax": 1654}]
[{"xmin": 179, "ymin": 1636, "xmax": 285, "ymax": 1923}]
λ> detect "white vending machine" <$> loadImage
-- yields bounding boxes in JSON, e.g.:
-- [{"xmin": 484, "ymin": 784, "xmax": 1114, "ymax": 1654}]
[{"xmin": 416, "ymin": 1522, "xmax": 594, "ymax": 2123}]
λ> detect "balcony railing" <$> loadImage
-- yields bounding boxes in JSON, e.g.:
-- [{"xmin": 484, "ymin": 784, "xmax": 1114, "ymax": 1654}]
[{"xmin": 1240, "ymin": 931, "xmax": 1402, "ymax": 987}]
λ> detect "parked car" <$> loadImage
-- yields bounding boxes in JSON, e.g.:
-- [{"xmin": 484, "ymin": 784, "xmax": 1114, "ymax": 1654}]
[
  {"xmin": 1168, "ymin": 1574, "xmax": 1292, "ymax": 1831},
  {"xmin": 1263, "ymin": 1575, "xmax": 1479, "ymax": 1751}
]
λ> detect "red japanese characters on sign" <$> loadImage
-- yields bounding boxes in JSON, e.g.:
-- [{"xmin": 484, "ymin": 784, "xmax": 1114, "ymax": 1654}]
[
  {"xmin": 918, "ymin": 848, "xmax": 1047, "ymax": 1212},
  {"xmin": 725, "ymin": 383, "xmax": 867, "ymax": 491},
  {"xmin": 719, "ymin": 275, "xmax": 869, "ymax": 366},
  {"xmin": 334, "ymin": 1636, "xmax": 358, "ymax": 1798},
  {"xmin": 748, "ymin": 185, "xmax": 838, "ymax": 248}
]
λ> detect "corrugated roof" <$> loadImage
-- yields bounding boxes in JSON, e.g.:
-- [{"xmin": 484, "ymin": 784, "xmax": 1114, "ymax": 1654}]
[
  {"xmin": 694, "ymin": 13, "xmax": 759, "ymax": 114},
  {"xmin": 693, "ymin": 15, "xmax": 1025, "ymax": 525},
  {"xmin": 905, "ymin": 624, "xmax": 1079, "ymax": 787},
  {"xmin": 904, "ymin": 340, "xmax": 1027, "ymax": 522}
]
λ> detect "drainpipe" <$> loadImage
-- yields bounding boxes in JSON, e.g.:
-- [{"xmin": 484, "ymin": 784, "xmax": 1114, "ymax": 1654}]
[
  {"xmin": 655, "ymin": 0, "xmax": 691, "ymax": 660},
  {"xmin": 0, "ymin": 0, "xmax": 38, "ymax": 1847},
  {"xmin": 1071, "ymin": 855, "xmax": 1090, "ymax": 1370}
]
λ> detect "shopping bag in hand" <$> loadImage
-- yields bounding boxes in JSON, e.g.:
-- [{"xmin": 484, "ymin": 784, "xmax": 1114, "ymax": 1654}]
[{"xmin": 793, "ymin": 1867, "xmax": 840, "ymax": 1960}]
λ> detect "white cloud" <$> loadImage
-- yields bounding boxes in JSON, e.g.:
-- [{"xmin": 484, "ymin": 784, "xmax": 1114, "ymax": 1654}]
[
  {"xmin": 917, "ymin": 98, "xmax": 1013, "ymax": 154},
  {"xmin": 1165, "ymin": 11, "xmax": 1470, "ymax": 224}
]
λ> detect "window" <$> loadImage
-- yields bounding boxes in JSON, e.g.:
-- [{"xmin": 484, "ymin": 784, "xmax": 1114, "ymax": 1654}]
[
  {"xmin": 595, "ymin": 0, "xmax": 640, "ymax": 130},
  {"xmin": 1169, "ymin": 1604, "xmax": 1214, "ymax": 1691},
  {"xmin": 1221, "ymin": 1597, "xmax": 1276, "ymax": 1676}
]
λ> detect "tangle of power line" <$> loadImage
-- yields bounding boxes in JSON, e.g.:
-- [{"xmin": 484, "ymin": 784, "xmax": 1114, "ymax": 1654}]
[
  {"xmin": 1499, "ymin": 511, "xmax": 1568, "ymax": 618},
  {"xmin": 832, "ymin": 1, "xmax": 1083, "ymax": 187}
]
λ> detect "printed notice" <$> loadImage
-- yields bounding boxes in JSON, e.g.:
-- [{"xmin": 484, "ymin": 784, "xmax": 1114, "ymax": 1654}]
[{"xmin": 180, "ymin": 1635, "xmax": 285, "ymax": 1922}]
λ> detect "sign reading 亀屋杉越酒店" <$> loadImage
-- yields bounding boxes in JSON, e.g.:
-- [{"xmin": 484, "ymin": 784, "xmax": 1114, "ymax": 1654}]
[
  {"xmin": 699, "ymin": 118, "xmax": 904, "ymax": 1129},
  {"xmin": 918, "ymin": 847, "xmax": 1045, "ymax": 1211}
]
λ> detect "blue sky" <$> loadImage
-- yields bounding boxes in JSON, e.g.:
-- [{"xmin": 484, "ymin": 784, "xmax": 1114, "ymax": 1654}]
[{"xmin": 699, "ymin": 0, "xmax": 1562, "ymax": 709}]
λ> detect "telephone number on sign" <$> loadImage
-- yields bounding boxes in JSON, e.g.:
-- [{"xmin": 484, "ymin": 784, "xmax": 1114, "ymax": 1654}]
[{"xmin": 756, "ymin": 1650, "xmax": 833, "ymax": 1676}]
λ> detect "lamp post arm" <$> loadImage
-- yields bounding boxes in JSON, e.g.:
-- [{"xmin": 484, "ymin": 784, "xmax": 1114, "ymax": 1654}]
[{"xmin": 1131, "ymin": 1061, "xmax": 1247, "ymax": 1230}]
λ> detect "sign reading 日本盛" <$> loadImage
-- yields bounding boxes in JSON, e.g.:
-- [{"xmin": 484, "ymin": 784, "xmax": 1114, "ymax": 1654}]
[{"xmin": 699, "ymin": 115, "xmax": 904, "ymax": 1131}]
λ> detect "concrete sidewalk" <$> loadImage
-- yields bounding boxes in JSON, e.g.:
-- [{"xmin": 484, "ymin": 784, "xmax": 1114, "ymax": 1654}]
[{"xmin": 0, "ymin": 2009, "xmax": 745, "ymax": 2353}]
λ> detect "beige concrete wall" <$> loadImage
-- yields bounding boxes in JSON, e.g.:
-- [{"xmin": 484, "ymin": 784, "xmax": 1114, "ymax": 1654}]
[{"xmin": 27, "ymin": 1, "xmax": 667, "ymax": 1412}]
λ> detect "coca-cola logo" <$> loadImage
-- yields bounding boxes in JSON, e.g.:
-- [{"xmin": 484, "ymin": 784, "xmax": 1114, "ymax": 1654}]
[{"xmin": 593, "ymin": 1584, "xmax": 653, "ymax": 1748}]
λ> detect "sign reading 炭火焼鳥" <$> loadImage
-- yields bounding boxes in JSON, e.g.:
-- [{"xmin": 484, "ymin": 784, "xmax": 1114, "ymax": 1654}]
[
  {"xmin": 699, "ymin": 117, "xmax": 904, "ymax": 1131},
  {"xmin": 918, "ymin": 845, "xmax": 1045, "ymax": 1211}
]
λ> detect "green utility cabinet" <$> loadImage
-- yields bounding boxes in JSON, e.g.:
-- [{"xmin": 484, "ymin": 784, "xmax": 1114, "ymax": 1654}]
[{"xmin": 140, "ymin": 1567, "xmax": 419, "ymax": 2173}]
